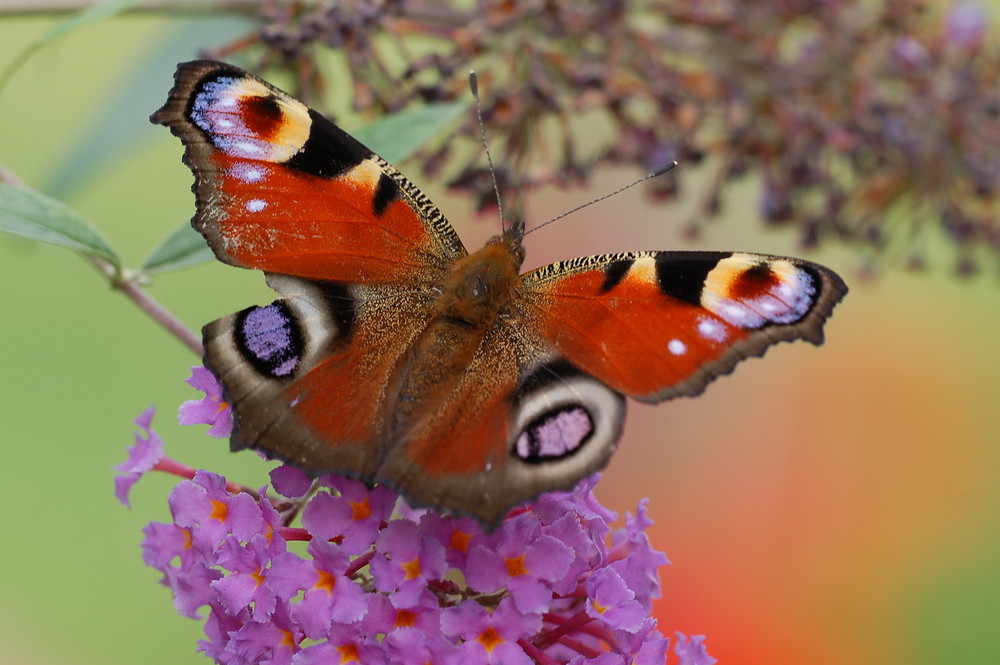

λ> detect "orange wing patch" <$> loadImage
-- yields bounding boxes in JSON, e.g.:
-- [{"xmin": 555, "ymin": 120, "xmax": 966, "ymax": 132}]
[
  {"xmin": 525, "ymin": 265, "xmax": 745, "ymax": 399},
  {"xmin": 205, "ymin": 153, "xmax": 448, "ymax": 282}
]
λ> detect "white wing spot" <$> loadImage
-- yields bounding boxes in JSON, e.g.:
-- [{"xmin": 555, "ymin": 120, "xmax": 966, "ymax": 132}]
[
  {"xmin": 668, "ymin": 339, "xmax": 687, "ymax": 355},
  {"xmin": 231, "ymin": 163, "xmax": 266, "ymax": 183},
  {"xmin": 231, "ymin": 140, "xmax": 264, "ymax": 156},
  {"xmin": 697, "ymin": 317, "xmax": 728, "ymax": 343},
  {"xmin": 721, "ymin": 302, "xmax": 751, "ymax": 325},
  {"xmin": 246, "ymin": 199, "xmax": 268, "ymax": 213}
]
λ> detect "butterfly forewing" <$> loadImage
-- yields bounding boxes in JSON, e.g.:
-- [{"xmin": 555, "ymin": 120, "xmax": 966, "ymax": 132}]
[
  {"xmin": 151, "ymin": 60, "xmax": 467, "ymax": 284},
  {"xmin": 521, "ymin": 250, "xmax": 847, "ymax": 401}
]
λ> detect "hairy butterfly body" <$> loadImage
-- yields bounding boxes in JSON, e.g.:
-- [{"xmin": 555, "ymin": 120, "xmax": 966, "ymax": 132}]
[{"xmin": 153, "ymin": 61, "xmax": 847, "ymax": 527}]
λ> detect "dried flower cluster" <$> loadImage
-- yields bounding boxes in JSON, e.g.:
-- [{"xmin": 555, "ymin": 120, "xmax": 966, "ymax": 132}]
[
  {"xmin": 203, "ymin": 0, "xmax": 1000, "ymax": 274},
  {"xmin": 114, "ymin": 369, "xmax": 717, "ymax": 665}
]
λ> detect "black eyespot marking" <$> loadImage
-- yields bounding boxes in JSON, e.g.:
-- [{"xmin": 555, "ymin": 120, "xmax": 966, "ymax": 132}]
[
  {"xmin": 234, "ymin": 301, "xmax": 303, "ymax": 379},
  {"xmin": 317, "ymin": 282, "xmax": 358, "ymax": 343},
  {"xmin": 600, "ymin": 259, "xmax": 633, "ymax": 293},
  {"xmin": 655, "ymin": 251, "xmax": 731, "ymax": 305},
  {"xmin": 285, "ymin": 109, "xmax": 372, "ymax": 178},
  {"xmin": 372, "ymin": 173, "xmax": 400, "ymax": 216},
  {"xmin": 513, "ymin": 358, "xmax": 584, "ymax": 402}
]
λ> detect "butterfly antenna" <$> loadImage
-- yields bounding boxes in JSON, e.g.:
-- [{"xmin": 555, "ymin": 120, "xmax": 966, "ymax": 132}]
[
  {"xmin": 469, "ymin": 71, "xmax": 507, "ymax": 233},
  {"xmin": 525, "ymin": 161, "xmax": 679, "ymax": 236}
]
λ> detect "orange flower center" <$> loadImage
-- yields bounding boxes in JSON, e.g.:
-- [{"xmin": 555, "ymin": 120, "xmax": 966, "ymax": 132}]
[
  {"xmin": 338, "ymin": 644, "xmax": 360, "ymax": 663},
  {"xmin": 209, "ymin": 499, "xmax": 228, "ymax": 521},
  {"xmin": 350, "ymin": 498, "xmax": 371, "ymax": 520},
  {"xmin": 402, "ymin": 556, "xmax": 422, "ymax": 580},
  {"xmin": 477, "ymin": 626, "xmax": 503, "ymax": 653},
  {"xmin": 505, "ymin": 554, "xmax": 527, "ymax": 577},
  {"xmin": 316, "ymin": 570, "xmax": 337, "ymax": 593},
  {"xmin": 450, "ymin": 529, "xmax": 472, "ymax": 552}
]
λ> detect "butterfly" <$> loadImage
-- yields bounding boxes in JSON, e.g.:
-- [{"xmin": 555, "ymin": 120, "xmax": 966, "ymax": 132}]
[{"xmin": 152, "ymin": 61, "xmax": 847, "ymax": 528}]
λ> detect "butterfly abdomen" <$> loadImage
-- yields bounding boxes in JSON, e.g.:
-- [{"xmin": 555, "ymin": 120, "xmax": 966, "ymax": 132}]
[{"xmin": 381, "ymin": 317, "xmax": 487, "ymax": 442}]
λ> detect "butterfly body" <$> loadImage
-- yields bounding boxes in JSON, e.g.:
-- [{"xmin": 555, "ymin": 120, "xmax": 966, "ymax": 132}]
[{"xmin": 154, "ymin": 61, "xmax": 847, "ymax": 527}]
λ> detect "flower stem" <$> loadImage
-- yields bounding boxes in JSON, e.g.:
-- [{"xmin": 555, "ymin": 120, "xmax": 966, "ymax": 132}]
[
  {"xmin": 0, "ymin": 159, "xmax": 203, "ymax": 355},
  {"xmin": 517, "ymin": 638, "xmax": 561, "ymax": 665},
  {"xmin": 278, "ymin": 526, "xmax": 311, "ymax": 542},
  {"xmin": 101, "ymin": 258, "xmax": 204, "ymax": 356},
  {"xmin": 346, "ymin": 551, "xmax": 376, "ymax": 577}
]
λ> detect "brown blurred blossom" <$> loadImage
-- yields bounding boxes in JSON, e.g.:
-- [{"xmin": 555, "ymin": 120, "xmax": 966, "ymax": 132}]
[{"xmin": 205, "ymin": 0, "xmax": 1000, "ymax": 274}]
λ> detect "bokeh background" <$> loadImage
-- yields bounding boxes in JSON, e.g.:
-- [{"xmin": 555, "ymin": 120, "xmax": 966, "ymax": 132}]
[{"xmin": 1, "ymin": 8, "xmax": 998, "ymax": 665}]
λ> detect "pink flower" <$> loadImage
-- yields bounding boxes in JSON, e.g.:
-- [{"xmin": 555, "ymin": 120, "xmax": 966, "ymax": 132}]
[
  {"xmin": 113, "ymin": 407, "xmax": 165, "ymax": 507},
  {"xmin": 178, "ymin": 365, "xmax": 233, "ymax": 438}
]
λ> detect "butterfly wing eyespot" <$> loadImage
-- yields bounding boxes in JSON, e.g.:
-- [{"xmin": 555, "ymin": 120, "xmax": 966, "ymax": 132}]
[{"xmin": 508, "ymin": 358, "xmax": 624, "ymax": 464}]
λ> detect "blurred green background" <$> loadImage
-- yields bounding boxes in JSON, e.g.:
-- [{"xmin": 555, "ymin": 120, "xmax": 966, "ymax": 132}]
[{"xmin": 1, "ymin": 9, "xmax": 998, "ymax": 665}]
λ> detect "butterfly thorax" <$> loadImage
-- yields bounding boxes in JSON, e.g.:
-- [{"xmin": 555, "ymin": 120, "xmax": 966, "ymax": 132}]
[{"xmin": 436, "ymin": 231, "xmax": 524, "ymax": 327}]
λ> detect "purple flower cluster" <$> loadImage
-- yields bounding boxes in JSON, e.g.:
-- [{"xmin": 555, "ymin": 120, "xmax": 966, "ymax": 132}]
[{"xmin": 115, "ymin": 369, "xmax": 716, "ymax": 664}]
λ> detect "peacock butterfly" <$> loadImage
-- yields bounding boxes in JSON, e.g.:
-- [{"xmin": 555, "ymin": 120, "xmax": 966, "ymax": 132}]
[{"xmin": 152, "ymin": 61, "xmax": 847, "ymax": 527}]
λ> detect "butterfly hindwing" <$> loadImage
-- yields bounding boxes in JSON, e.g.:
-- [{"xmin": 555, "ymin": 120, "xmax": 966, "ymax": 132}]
[
  {"xmin": 151, "ymin": 60, "xmax": 467, "ymax": 284},
  {"xmin": 522, "ymin": 250, "xmax": 848, "ymax": 400},
  {"xmin": 203, "ymin": 274, "xmax": 441, "ymax": 480}
]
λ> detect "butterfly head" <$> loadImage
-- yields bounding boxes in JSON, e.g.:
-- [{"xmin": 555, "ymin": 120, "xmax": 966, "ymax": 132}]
[
  {"xmin": 437, "ymin": 222, "xmax": 526, "ymax": 327},
  {"xmin": 500, "ymin": 217, "xmax": 527, "ymax": 265}
]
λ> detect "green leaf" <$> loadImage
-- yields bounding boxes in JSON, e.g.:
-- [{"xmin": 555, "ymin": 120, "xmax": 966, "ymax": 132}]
[
  {"xmin": 140, "ymin": 221, "xmax": 213, "ymax": 275},
  {"xmin": 354, "ymin": 101, "xmax": 468, "ymax": 164},
  {"xmin": 0, "ymin": 183, "xmax": 120, "ymax": 265},
  {"xmin": 35, "ymin": 0, "xmax": 149, "ymax": 44}
]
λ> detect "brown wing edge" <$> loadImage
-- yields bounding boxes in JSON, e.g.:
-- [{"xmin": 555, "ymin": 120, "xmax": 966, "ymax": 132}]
[{"xmin": 635, "ymin": 257, "xmax": 849, "ymax": 404}]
